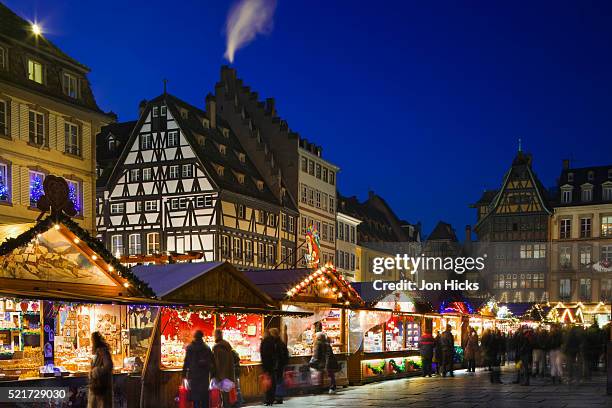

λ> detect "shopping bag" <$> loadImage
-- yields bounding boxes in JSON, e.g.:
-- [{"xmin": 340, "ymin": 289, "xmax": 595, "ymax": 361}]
[
  {"xmin": 283, "ymin": 370, "xmax": 296, "ymax": 388},
  {"xmin": 178, "ymin": 379, "xmax": 192, "ymax": 408},
  {"xmin": 209, "ymin": 388, "xmax": 222, "ymax": 408},
  {"xmin": 228, "ymin": 386, "xmax": 238, "ymax": 405},
  {"xmin": 259, "ymin": 373, "xmax": 272, "ymax": 391},
  {"xmin": 220, "ymin": 378, "xmax": 235, "ymax": 393}
]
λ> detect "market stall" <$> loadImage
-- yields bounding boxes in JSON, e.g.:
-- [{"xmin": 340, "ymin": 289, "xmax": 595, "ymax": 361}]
[
  {"xmin": 134, "ymin": 262, "xmax": 310, "ymax": 408},
  {"xmin": 0, "ymin": 210, "xmax": 158, "ymax": 407},
  {"xmin": 243, "ymin": 264, "xmax": 364, "ymax": 391}
]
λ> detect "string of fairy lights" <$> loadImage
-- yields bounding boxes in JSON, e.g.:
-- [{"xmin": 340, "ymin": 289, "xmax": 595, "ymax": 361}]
[{"xmin": 285, "ymin": 263, "xmax": 364, "ymax": 306}]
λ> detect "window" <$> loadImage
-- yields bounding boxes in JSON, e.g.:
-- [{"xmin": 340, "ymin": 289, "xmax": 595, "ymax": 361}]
[
  {"xmin": 218, "ymin": 144, "xmax": 226, "ymax": 155},
  {"xmin": 258, "ymin": 242, "xmax": 266, "ymax": 265},
  {"xmin": 322, "ymin": 168, "xmax": 328, "ymax": 183},
  {"xmin": 108, "ymin": 136, "xmax": 116, "ymax": 152},
  {"xmin": 329, "ymin": 197, "xmax": 335, "ymax": 213},
  {"xmin": 308, "ymin": 188, "xmax": 314, "ymax": 206},
  {"xmin": 288, "ymin": 216, "xmax": 295, "ymax": 233},
  {"xmin": 170, "ymin": 199, "xmax": 179, "ymax": 210},
  {"xmin": 0, "ymin": 46, "xmax": 5, "ymax": 70},
  {"xmin": 195, "ymin": 195, "xmax": 213, "ymax": 208},
  {"xmin": 167, "ymin": 130, "xmax": 179, "ymax": 147},
  {"xmin": 129, "ymin": 169, "xmax": 140, "ymax": 182},
  {"xmin": 267, "ymin": 244, "xmax": 275, "ymax": 264},
  {"xmin": 66, "ymin": 179, "xmax": 81, "ymax": 214},
  {"xmin": 588, "ymin": 171, "xmax": 594, "ymax": 181},
  {"xmin": 560, "ymin": 218, "xmax": 571, "ymax": 239},
  {"xmin": 601, "ymin": 279, "xmax": 612, "ymax": 302},
  {"xmin": 258, "ymin": 210, "xmax": 266, "ymax": 224},
  {"xmin": 182, "ymin": 164, "xmax": 193, "ymax": 178},
  {"xmin": 152, "ymin": 107, "xmax": 159, "ymax": 117},
  {"xmin": 268, "ymin": 214, "xmax": 276, "ymax": 227},
  {"xmin": 146, "ymin": 233, "xmax": 160, "ymax": 255},
  {"xmin": 603, "ymin": 186, "xmax": 612, "ymax": 201},
  {"xmin": 0, "ymin": 100, "xmax": 7, "ymax": 136},
  {"xmin": 567, "ymin": 172, "xmax": 574, "ymax": 182},
  {"xmin": 315, "ymin": 191, "xmax": 321, "ymax": 208},
  {"xmin": 351, "ymin": 226, "xmax": 356, "ymax": 243},
  {"xmin": 128, "ymin": 234, "xmax": 141, "ymax": 255},
  {"xmin": 602, "ymin": 216, "xmax": 612, "ymax": 237},
  {"xmin": 281, "ymin": 213, "xmax": 287, "ymax": 230},
  {"xmin": 329, "ymin": 171, "xmax": 335, "ymax": 185},
  {"xmin": 142, "ymin": 168, "xmax": 152, "ymax": 181},
  {"xmin": 559, "ymin": 278, "xmax": 571, "ymax": 301},
  {"xmin": 140, "ymin": 133, "xmax": 152, "ymax": 150},
  {"xmin": 579, "ymin": 278, "xmax": 592, "ymax": 301},
  {"xmin": 579, "ymin": 246, "xmax": 591, "ymax": 267},
  {"xmin": 602, "ymin": 245, "xmax": 612, "ymax": 263},
  {"xmin": 28, "ymin": 59, "xmax": 43, "ymax": 83},
  {"xmin": 221, "ymin": 236, "xmax": 230, "ymax": 257},
  {"xmin": 28, "ymin": 111, "xmax": 45, "ymax": 145},
  {"xmin": 351, "ymin": 254, "xmax": 356, "ymax": 271},
  {"xmin": 301, "ymin": 157, "xmax": 308, "ymax": 172},
  {"xmin": 561, "ymin": 189, "xmax": 572, "ymax": 203},
  {"xmin": 559, "ymin": 246, "xmax": 571, "ymax": 269},
  {"xmin": 245, "ymin": 240, "xmax": 253, "ymax": 261},
  {"xmin": 300, "ymin": 185, "xmax": 307, "ymax": 203},
  {"xmin": 233, "ymin": 237, "xmax": 242, "ymax": 259},
  {"xmin": 581, "ymin": 186, "xmax": 592, "ymax": 202},
  {"xmin": 110, "ymin": 202, "xmax": 124, "ymax": 214},
  {"xmin": 308, "ymin": 160, "xmax": 314, "ymax": 175},
  {"xmin": 322, "ymin": 223, "xmax": 329, "ymax": 241},
  {"xmin": 238, "ymin": 153, "xmax": 246, "ymax": 164},
  {"xmin": 580, "ymin": 218, "xmax": 591, "ymax": 238},
  {"xmin": 111, "ymin": 235, "xmax": 123, "ymax": 257},
  {"xmin": 64, "ymin": 122, "xmax": 80, "ymax": 156},
  {"xmin": 169, "ymin": 165, "xmax": 180, "ymax": 179},
  {"xmin": 0, "ymin": 162, "xmax": 10, "ymax": 202},
  {"xmin": 316, "ymin": 164, "xmax": 321, "ymax": 179},
  {"xmin": 136, "ymin": 201, "xmax": 143, "ymax": 212},
  {"xmin": 62, "ymin": 72, "xmax": 78, "ymax": 98},
  {"xmin": 29, "ymin": 171, "xmax": 45, "ymax": 207},
  {"xmin": 161, "ymin": 105, "xmax": 167, "ymax": 116},
  {"xmin": 145, "ymin": 200, "xmax": 158, "ymax": 212},
  {"xmin": 237, "ymin": 204, "xmax": 246, "ymax": 219},
  {"xmin": 178, "ymin": 197, "xmax": 188, "ymax": 210}
]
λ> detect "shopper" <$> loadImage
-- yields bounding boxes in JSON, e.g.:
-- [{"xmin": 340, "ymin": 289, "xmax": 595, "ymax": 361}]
[
  {"xmin": 532, "ymin": 328, "xmax": 547, "ymax": 377},
  {"xmin": 310, "ymin": 332, "xmax": 338, "ymax": 393},
  {"xmin": 260, "ymin": 328, "xmax": 289, "ymax": 406},
  {"xmin": 324, "ymin": 334, "xmax": 339, "ymax": 393},
  {"xmin": 464, "ymin": 328, "xmax": 479, "ymax": 373},
  {"xmin": 562, "ymin": 326, "xmax": 581, "ymax": 384},
  {"xmin": 212, "ymin": 329, "xmax": 237, "ymax": 406},
  {"xmin": 433, "ymin": 331, "xmax": 443, "ymax": 375},
  {"xmin": 88, "ymin": 331, "xmax": 114, "ymax": 408},
  {"xmin": 518, "ymin": 327, "xmax": 534, "ymax": 386},
  {"xmin": 441, "ymin": 324, "xmax": 455, "ymax": 377},
  {"xmin": 419, "ymin": 330, "xmax": 434, "ymax": 377},
  {"xmin": 548, "ymin": 326, "xmax": 563, "ymax": 384},
  {"xmin": 182, "ymin": 330, "xmax": 213, "ymax": 408}
]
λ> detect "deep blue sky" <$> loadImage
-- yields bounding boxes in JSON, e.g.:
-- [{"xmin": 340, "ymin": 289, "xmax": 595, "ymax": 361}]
[{"xmin": 7, "ymin": 0, "xmax": 612, "ymax": 238}]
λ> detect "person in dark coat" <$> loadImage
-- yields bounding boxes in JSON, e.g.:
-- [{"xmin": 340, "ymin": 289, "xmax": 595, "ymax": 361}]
[
  {"xmin": 260, "ymin": 328, "xmax": 289, "ymax": 406},
  {"xmin": 440, "ymin": 325, "xmax": 455, "ymax": 377},
  {"xmin": 88, "ymin": 331, "xmax": 113, "ymax": 408},
  {"xmin": 310, "ymin": 332, "xmax": 338, "ymax": 393},
  {"xmin": 518, "ymin": 327, "xmax": 534, "ymax": 385},
  {"xmin": 419, "ymin": 330, "xmax": 434, "ymax": 377},
  {"xmin": 212, "ymin": 329, "xmax": 236, "ymax": 407},
  {"xmin": 433, "ymin": 331, "xmax": 443, "ymax": 375},
  {"xmin": 324, "ymin": 335, "xmax": 339, "ymax": 393},
  {"xmin": 182, "ymin": 330, "xmax": 213, "ymax": 408},
  {"xmin": 463, "ymin": 328, "xmax": 479, "ymax": 373}
]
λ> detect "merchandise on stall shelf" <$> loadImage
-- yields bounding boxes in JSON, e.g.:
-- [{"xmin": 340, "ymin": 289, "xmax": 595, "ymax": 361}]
[
  {"xmin": 160, "ymin": 308, "xmax": 215, "ymax": 369},
  {"xmin": 364, "ymin": 325, "xmax": 383, "ymax": 353},
  {"xmin": 405, "ymin": 320, "xmax": 420, "ymax": 350},
  {"xmin": 128, "ymin": 306, "xmax": 158, "ymax": 363},
  {"xmin": 219, "ymin": 314, "xmax": 262, "ymax": 362},
  {"xmin": 285, "ymin": 309, "xmax": 343, "ymax": 356}
]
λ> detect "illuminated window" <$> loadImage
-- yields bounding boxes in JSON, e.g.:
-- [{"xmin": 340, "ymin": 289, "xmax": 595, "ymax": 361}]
[
  {"xmin": 29, "ymin": 170, "xmax": 45, "ymax": 207},
  {"xmin": 559, "ymin": 278, "xmax": 571, "ymax": 300},
  {"xmin": 111, "ymin": 235, "xmax": 123, "ymax": 256},
  {"xmin": 128, "ymin": 234, "xmax": 141, "ymax": 255},
  {"xmin": 62, "ymin": 72, "xmax": 78, "ymax": 98},
  {"xmin": 146, "ymin": 232, "xmax": 160, "ymax": 255},
  {"xmin": 602, "ymin": 216, "xmax": 612, "ymax": 237},
  {"xmin": 66, "ymin": 179, "xmax": 81, "ymax": 214},
  {"xmin": 0, "ymin": 162, "xmax": 10, "ymax": 202},
  {"xmin": 27, "ymin": 59, "xmax": 43, "ymax": 83}
]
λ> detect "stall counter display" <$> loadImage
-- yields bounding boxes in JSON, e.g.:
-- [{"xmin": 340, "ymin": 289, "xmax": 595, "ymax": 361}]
[
  {"xmin": 364, "ymin": 324, "xmax": 383, "ymax": 353},
  {"xmin": 160, "ymin": 309, "xmax": 214, "ymax": 369},
  {"xmin": 405, "ymin": 319, "xmax": 420, "ymax": 350},
  {"xmin": 286, "ymin": 309, "xmax": 343, "ymax": 356},
  {"xmin": 219, "ymin": 314, "xmax": 262, "ymax": 363},
  {"xmin": 127, "ymin": 306, "xmax": 158, "ymax": 371},
  {"xmin": 54, "ymin": 304, "xmax": 126, "ymax": 373},
  {"xmin": 0, "ymin": 299, "xmax": 42, "ymax": 379},
  {"xmin": 385, "ymin": 316, "xmax": 404, "ymax": 351}
]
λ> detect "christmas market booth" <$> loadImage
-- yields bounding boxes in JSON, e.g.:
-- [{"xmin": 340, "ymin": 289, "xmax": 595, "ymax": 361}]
[
  {"xmin": 243, "ymin": 264, "xmax": 365, "ymax": 391},
  {"xmin": 132, "ymin": 262, "xmax": 311, "ymax": 408},
  {"xmin": 0, "ymin": 212, "xmax": 160, "ymax": 407},
  {"xmin": 342, "ymin": 283, "xmax": 437, "ymax": 384}
]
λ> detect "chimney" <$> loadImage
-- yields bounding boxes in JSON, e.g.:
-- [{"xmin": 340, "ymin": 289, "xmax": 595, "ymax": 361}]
[
  {"xmin": 138, "ymin": 99, "xmax": 147, "ymax": 117},
  {"xmin": 265, "ymin": 98, "xmax": 276, "ymax": 116},
  {"xmin": 527, "ymin": 153, "xmax": 533, "ymax": 166},
  {"xmin": 562, "ymin": 159, "xmax": 570, "ymax": 170},
  {"xmin": 205, "ymin": 94, "xmax": 216, "ymax": 129},
  {"xmin": 465, "ymin": 225, "xmax": 472, "ymax": 242}
]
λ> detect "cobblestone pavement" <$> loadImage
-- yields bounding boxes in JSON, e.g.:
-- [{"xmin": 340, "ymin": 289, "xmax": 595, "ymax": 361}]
[{"xmin": 247, "ymin": 367, "xmax": 612, "ymax": 408}]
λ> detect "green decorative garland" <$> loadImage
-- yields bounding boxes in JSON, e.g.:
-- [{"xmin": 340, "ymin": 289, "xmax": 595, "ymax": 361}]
[
  {"xmin": 389, "ymin": 359, "xmax": 406, "ymax": 373},
  {"xmin": 366, "ymin": 360, "xmax": 386, "ymax": 375},
  {"xmin": 0, "ymin": 214, "xmax": 156, "ymax": 298},
  {"xmin": 407, "ymin": 358, "xmax": 422, "ymax": 369}
]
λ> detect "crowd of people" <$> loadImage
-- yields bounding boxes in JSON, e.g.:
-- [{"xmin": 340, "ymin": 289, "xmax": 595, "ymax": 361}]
[{"xmin": 419, "ymin": 322, "xmax": 610, "ymax": 385}]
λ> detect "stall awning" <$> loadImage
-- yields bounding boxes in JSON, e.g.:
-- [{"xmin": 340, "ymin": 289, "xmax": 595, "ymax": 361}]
[{"xmin": 0, "ymin": 288, "xmax": 168, "ymax": 305}]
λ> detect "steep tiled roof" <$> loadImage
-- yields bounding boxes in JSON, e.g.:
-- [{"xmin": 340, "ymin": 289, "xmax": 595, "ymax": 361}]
[
  {"xmin": 555, "ymin": 164, "xmax": 612, "ymax": 207},
  {"xmin": 427, "ymin": 221, "xmax": 458, "ymax": 241},
  {"xmin": 96, "ymin": 121, "xmax": 137, "ymax": 188}
]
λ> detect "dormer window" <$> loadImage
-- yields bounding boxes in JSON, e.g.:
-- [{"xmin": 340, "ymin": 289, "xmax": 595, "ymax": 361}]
[
  {"xmin": 180, "ymin": 109, "xmax": 188, "ymax": 119},
  {"xmin": 218, "ymin": 144, "xmax": 226, "ymax": 155},
  {"xmin": 608, "ymin": 169, "xmax": 612, "ymax": 179},
  {"xmin": 222, "ymin": 128, "xmax": 230, "ymax": 138},
  {"xmin": 234, "ymin": 172, "xmax": 245, "ymax": 184},
  {"xmin": 561, "ymin": 189, "xmax": 572, "ymax": 204},
  {"xmin": 108, "ymin": 135, "xmax": 116, "ymax": 151},
  {"xmin": 567, "ymin": 172, "xmax": 574, "ymax": 182},
  {"xmin": 160, "ymin": 105, "xmax": 167, "ymax": 116},
  {"xmin": 62, "ymin": 72, "xmax": 78, "ymax": 98},
  {"xmin": 238, "ymin": 152, "xmax": 246, "ymax": 164},
  {"xmin": 203, "ymin": 118, "xmax": 210, "ymax": 129},
  {"xmin": 213, "ymin": 164, "xmax": 224, "ymax": 177},
  {"xmin": 28, "ymin": 59, "xmax": 43, "ymax": 84},
  {"xmin": 256, "ymin": 180, "xmax": 264, "ymax": 191},
  {"xmin": 588, "ymin": 171, "xmax": 594, "ymax": 181},
  {"xmin": 581, "ymin": 185, "xmax": 593, "ymax": 202},
  {"xmin": 603, "ymin": 184, "xmax": 612, "ymax": 201},
  {"xmin": 152, "ymin": 107, "xmax": 159, "ymax": 117}
]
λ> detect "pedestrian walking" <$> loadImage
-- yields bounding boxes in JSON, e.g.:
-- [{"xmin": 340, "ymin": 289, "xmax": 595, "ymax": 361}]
[
  {"xmin": 324, "ymin": 334, "xmax": 339, "ymax": 393},
  {"xmin": 440, "ymin": 324, "xmax": 455, "ymax": 377},
  {"xmin": 260, "ymin": 328, "xmax": 289, "ymax": 406},
  {"xmin": 518, "ymin": 327, "xmax": 534, "ymax": 386},
  {"xmin": 464, "ymin": 328, "xmax": 479, "ymax": 373},
  {"xmin": 481, "ymin": 329, "xmax": 501, "ymax": 384},
  {"xmin": 88, "ymin": 331, "xmax": 114, "ymax": 408},
  {"xmin": 433, "ymin": 331, "xmax": 443, "ymax": 375},
  {"xmin": 182, "ymin": 330, "xmax": 213, "ymax": 408},
  {"xmin": 310, "ymin": 332, "xmax": 338, "ymax": 393},
  {"xmin": 419, "ymin": 330, "xmax": 434, "ymax": 377},
  {"xmin": 562, "ymin": 326, "xmax": 581, "ymax": 384},
  {"xmin": 548, "ymin": 326, "xmax": 563, "ymax": 384},
  {"xmin": 532, "ymin": 328, "xmax": 547, "ymax": 377},
  {"xmin": 212, "ymin": 329, "xmax": 237, "ymax": 407}
]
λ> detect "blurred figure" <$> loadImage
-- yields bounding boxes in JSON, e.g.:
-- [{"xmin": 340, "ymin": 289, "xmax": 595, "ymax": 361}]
[
  {"xmin": 563, "ymin": 326, "xmax": 581, "ymax": 384},
  {"xmin": 548, "ymin": 326, "xmax": 563, "ymax": 384},
  {"xmin": 212, "ymin": 329, "xmax": 236, "ymax": 407},
  {"xmin": 433, "ymin": 330, "xmax": 443, "ymax": 375},
  {"xmin": 532, "ymin": 328, "xmax": 547, "ymax": 377},
  {"xmin": 518, "ymin": 327, "xmax": 534, "ymax": 386},
  {"xmin": 441, "ymin": 324, "xmax": 455, "ymax": 377},
  {"xmin": 464, "ymin": 328, "xmax": 479, "ymax": 373},
  {"xmin": 88, "ymin": 331, "xmax": 113, "ymax": 408},
  {"xmin": 182, "ymin": 330, "xmax": 213, "ymax": 408},
  {"xmin": 419, "ymin": 329, "xmax": 434, "ymax": 377},
  {"xmin": 260, "ymin": 328, "xmax": 289, "ymax": 406},
  {"xmin": 310, "ymin": 332, "xmax": 339, "ymax": 393}
]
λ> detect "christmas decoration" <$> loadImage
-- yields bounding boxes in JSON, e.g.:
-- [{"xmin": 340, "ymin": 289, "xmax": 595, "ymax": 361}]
[
  {"xmin": 0, "ymin": 181, "xmax": 8, "ymax": 202},
  {"xmin": 388, "ymin": 358, "xmax": 406, "ymax": 373},
  {"xmin": 29, "ymin": 174, "xmax": 44, "ymax": 207},
  {"xmin": 285, "ymin": 263, "xmax": 363, "ymax": 305},
  {"xmin": 305, "ymin": 224, "xmax": 321, "ymax": 268},
  {"xmin": 67, "ymin": 182, "xmax": 80, "ymax": 213},
  {"xmin": 366, "ymin": 360, "xmax": 386, "ymax": 375}
]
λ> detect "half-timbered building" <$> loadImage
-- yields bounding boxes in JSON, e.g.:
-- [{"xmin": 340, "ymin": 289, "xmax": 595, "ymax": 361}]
[
  {"xmin": 96, "ymin": 93, "xmax": 298, "ymax": 268},
  {"xmin": 472, "ymin": 150, "xmax": 552, "ymax": 303}
]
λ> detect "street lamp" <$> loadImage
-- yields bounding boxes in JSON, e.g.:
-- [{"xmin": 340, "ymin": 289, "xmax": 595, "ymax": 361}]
[{"xmin": 31, "ymin": 23, "xmax": 42, "ymax": 36}]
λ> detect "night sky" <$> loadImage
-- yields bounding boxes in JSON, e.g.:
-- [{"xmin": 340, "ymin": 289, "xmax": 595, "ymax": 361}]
[{"xmin": 6, "ymin": 0, "xmax": 612, "ymax": 238}]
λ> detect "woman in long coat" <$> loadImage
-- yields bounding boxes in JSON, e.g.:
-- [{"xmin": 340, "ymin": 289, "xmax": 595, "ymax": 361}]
[
  {"xmin": 183, "ymin": 330, "xmax": 213, "ymax": 408},
  {"xmin": 88, "ymin": 331, "xmax": 114, "ymax": 408},
  {"xmin": 464, "ymin": 328, "xmax": 479, "ymax": 372}
]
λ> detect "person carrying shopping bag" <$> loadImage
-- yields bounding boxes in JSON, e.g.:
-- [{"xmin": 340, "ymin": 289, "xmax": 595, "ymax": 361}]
[{"xmin": 182, "ymin": 330, "xmax": 213, "ymax": 408}]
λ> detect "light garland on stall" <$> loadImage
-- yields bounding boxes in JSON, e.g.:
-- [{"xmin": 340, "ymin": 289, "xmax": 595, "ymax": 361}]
[{"xmin": 284, "ymin": 262, "xmax": 363, "ymax": 306}]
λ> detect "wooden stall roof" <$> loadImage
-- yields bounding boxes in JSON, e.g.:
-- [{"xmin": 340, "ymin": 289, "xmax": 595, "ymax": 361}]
[
  {"xmin": 350, "ymin": 282, "xmax": 435, "ymax": 313},
  {"xmin": 132, "ymin": 261, "xmax": 277, "ymax": 309},
  {"xmin": 0, "ymin": 215, "xmax": 155, "ymax": 298},
  {"xmin": 244, "ymin": 264, "xmax": 364, "ymax": 306}
]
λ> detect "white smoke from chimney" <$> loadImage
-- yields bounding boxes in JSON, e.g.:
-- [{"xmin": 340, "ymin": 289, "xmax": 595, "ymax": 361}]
[{"xmin": 224, "ymin": 0, "xmax": 277, "ymax": 63}]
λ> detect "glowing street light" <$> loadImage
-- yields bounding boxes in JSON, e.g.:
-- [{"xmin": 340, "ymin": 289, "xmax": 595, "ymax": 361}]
[{"xmin": 32, "ymin": 23, "xmax": 42, "ymax": 36}]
